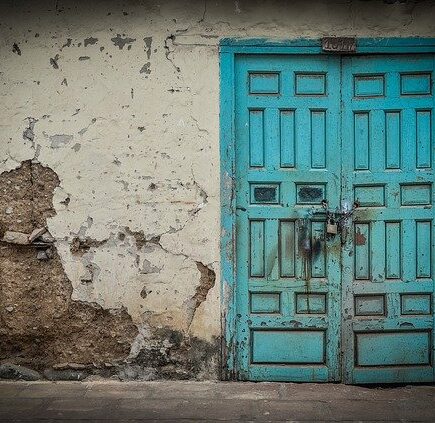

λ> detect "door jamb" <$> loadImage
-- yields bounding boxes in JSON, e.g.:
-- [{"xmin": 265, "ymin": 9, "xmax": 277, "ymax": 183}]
[{"xmin": 219, "ymin": 37, "xmax": 435, "ymax": 380}]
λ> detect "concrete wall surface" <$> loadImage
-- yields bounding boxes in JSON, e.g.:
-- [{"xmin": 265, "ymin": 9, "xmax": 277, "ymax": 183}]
[{"xmin": 1, "ymin": 0, "xmax": 435, "ymax": 381}]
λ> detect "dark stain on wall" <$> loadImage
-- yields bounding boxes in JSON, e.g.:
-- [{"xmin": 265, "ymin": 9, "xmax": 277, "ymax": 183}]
[
  {"xmin": 84, "ymin": 37, "xmax": 98, "ymax": 47},
  {"xmin": 50, "ymin": 54, "xmax": 60, "ymax": 69},
  {"xmin": 110, "ymin": 33, "xmax": 136, "ymax": 50},
  {"xmin": 143, "ymin": 36, "xmax": 152, "ymax": 59},
  {"xmin": 12, "ymin": 43, "xmax": 21, "ymax": 56},
  {"xmin": 130, "ymin": 327, "xmax": 219, "ymax": 380},
  {"xmin": 139, "ymin": 62, "xmax": 151, "ymax": 74}
]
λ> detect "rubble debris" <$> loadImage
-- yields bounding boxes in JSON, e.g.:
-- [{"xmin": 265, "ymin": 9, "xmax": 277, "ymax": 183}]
[
  {"xmin": 43, "ymin": 368, "xmax": 88, "ymax": 381},
  {"xmin": 1, "ymin": 228, "xmax": 54, "ymax": 248},
  {"xmin": 40, "ymin": 231, "xmax": 55, "ymax": 243},
  {"xmin": 28, "ymin": 227, "xmax": 47, "ymax": 242},
  {"xmin": 52, "ymin": 362, "xmax": 88, "ymax": 370},
  {"xmin": 2, "ymin": 231, "xmax": 30, "ymax": 245},
  {"xmin": 0, "ymin": 363, "xmax": 41, "ymax": 381},
  {"xmin": 36, "ymin": 248, "xmax": 54, "ymax": 261}
]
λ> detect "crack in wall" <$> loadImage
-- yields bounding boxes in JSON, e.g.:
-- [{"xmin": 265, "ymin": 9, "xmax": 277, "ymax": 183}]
[
  {"xmin": 185, "ymin": 261, "xmax": 216, "ymax": 331},
  {"xmin": 198, "ymin": 0, "xmax": 207, "ymax": 23},
  {"xmin": 164, "ymin": 34, "xmax": 180, "ymax": 72},
  {"xmin": 189, "ymin": 176, "xmax": 208, "ymax": 216},
  {"xmin": 190, "ymin": 115, "xmax": 209, "ymax": 135}
]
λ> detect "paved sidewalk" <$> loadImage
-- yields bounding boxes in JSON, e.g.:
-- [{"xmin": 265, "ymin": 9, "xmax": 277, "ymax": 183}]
[{"xmin": 0, "ymin": 381, "xmax": 434, "ymax": 422}]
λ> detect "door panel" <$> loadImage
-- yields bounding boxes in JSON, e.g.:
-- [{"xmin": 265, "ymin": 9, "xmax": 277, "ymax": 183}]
[
  {"xmin": 341, "ymin": 54, "xmax": 435, "ymax": 383},
  {"xmin": 235, "ymin": 55, "xmax": 341, "ymax": 381}
]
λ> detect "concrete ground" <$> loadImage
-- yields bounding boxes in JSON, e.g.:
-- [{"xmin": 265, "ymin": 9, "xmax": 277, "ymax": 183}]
[{"xmin": 0, "ymin": 381, "xmax": 434, "ymax": 422}]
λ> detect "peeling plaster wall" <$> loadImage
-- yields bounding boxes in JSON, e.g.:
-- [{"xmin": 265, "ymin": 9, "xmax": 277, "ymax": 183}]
[{"xmin": 1, "ymin": 0, "xmax": 435, "ymax": 380}]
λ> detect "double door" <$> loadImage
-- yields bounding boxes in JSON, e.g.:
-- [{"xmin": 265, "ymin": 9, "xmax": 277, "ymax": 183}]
[{"xmin": 234, "ymin": 53, "xmax": 435, "ymax": 383}]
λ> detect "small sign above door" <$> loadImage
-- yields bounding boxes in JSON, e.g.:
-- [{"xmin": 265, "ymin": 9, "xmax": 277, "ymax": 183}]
[{"xmin": 322, "ymin": 37, "xmax": 356, "ymax": 53}]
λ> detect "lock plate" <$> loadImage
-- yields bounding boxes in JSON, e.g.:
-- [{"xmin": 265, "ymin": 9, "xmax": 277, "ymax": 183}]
[{"xmin": 327, "ymin": 219, "xmax": 338, "ymax": 235}]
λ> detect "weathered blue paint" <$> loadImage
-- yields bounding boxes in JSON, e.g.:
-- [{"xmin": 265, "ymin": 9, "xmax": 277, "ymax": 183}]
[
  {"xmin": 220, "ymin": 39, "xmax": 435, "ymax": 384},
  {"xmin": 220, "ymin": 50, "xmax": 237, "ymax": 380},
  {"xmin": 233, "ymin": 54, "xmax": 341, "ymax": 382},
  {"xmin": 341, "ymin": 54, "xmax": 435, "ymax": 384}
]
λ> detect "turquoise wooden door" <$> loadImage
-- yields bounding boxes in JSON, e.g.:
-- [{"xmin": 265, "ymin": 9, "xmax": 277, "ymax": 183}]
[
  {"xmin": 341, "ymin": 55, "xmax": 435, "ymax": 383},
  {"xmin": 235, "ymin": 55, "xmax": 342, "ymax": 381},
  {"xmin": 233, "ymin": 52, "xmax": 435, "ymax": 383}
]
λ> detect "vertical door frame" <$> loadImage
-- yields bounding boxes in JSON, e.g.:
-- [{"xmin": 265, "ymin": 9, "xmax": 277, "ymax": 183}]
[{"xmin": 219, "ymin": 38, "xmax": 435, "ymax": 380}]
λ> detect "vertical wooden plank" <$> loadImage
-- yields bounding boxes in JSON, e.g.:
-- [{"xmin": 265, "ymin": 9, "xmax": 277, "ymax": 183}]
[
  {"xmin": 249, "ymin": 110, "xmax": 264, "ymax": 167},
  {"xmin": 402, "ymin": 109, "xmax": 416, "ymax": 172},
  {"xmin": 279, "ymin": 220, "xmax": 296, "ymax": 277},
  {"xmin": 402, "ymin": 219, "xmax": 416, "ymax": 282},
  {"xmin": 250, "ymin": 220, "xmax": 265, "ymax": 277},
  {"xmin": 297, "ymin": 109, "xmax": 310, "ymax": 170},
  {"xmin": 354, "ymin": 112, "xmax": 370, "ymax": 170},
  {"xmin": 385, "ymin": 111, "xmax": 401, "ymax": 169},
  {"xmin": 354, "ymin": 223, "xmax": 370, "ymax": 280},
  {"xmin": 311, "ymin": 220, "xmax": 326, "ymax": 278},
  {"xmin": 265, "ymin": 219, "xmax": 279, "ymax": 281},
  {"xmin": 280, "ymin": 110, "xmax": 295, "ymax": 168},
  {"xmin": 266, "ymin": 108, "xmax": 281, "ymax": 170},
  {"xmin": 275, "ymin": 290, "xmax": 290, "ymax": 318},
  {"xmin": 416, "ymin": 110, "xmax": 432, "ymax": 169},
  {"xmin": 385, "ymin": 221, "xmax": 402, "ymax": 279},
  {"xmin": 311, "ymin": 110, "xmax": 326, "ymax": 169},
  {"xmin": 294, "ymin": 218, "xmax": 306, "ymax": 281},
  {"xmin": 416, "ymin": 221, "xmax": 432, "ymax": 278},
  {"xmin": 371, "ymin": 110, "xmax": 384, "ymax": 172},
  {"xmin": 371, "ymin": 220, "xmax": 385, "ymax": 282}
]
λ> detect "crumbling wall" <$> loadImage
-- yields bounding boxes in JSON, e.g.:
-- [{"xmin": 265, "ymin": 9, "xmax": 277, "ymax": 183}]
[
  {"xmin": 1, "ymin": 0, "xmax": 434, "ymax": 380},
  {"xmin": 0, "ymin": 162, "xmax": 138, "ymax": 379}
]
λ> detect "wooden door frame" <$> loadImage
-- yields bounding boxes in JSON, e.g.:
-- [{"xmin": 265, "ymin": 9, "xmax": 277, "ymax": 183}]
[{"xmin": 219, "ymin": 37, "xmax": 435, "ymax": 380}]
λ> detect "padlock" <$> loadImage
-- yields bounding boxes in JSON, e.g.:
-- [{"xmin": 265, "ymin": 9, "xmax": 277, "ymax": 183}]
[{"xmin": 327, "ymin": 218, "xmax": 338, "ymax": 235}]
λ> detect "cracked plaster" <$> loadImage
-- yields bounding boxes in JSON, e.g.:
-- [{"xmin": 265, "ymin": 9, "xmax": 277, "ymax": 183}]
[{"xmin": 1, "ymin": 0, "xmax": 435, "ymax": 377}]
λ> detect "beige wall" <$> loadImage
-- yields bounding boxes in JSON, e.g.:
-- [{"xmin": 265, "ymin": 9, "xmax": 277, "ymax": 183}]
[{"xmin": 1, "ymin": 0, "xmax": 435, "ymax": 379}]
